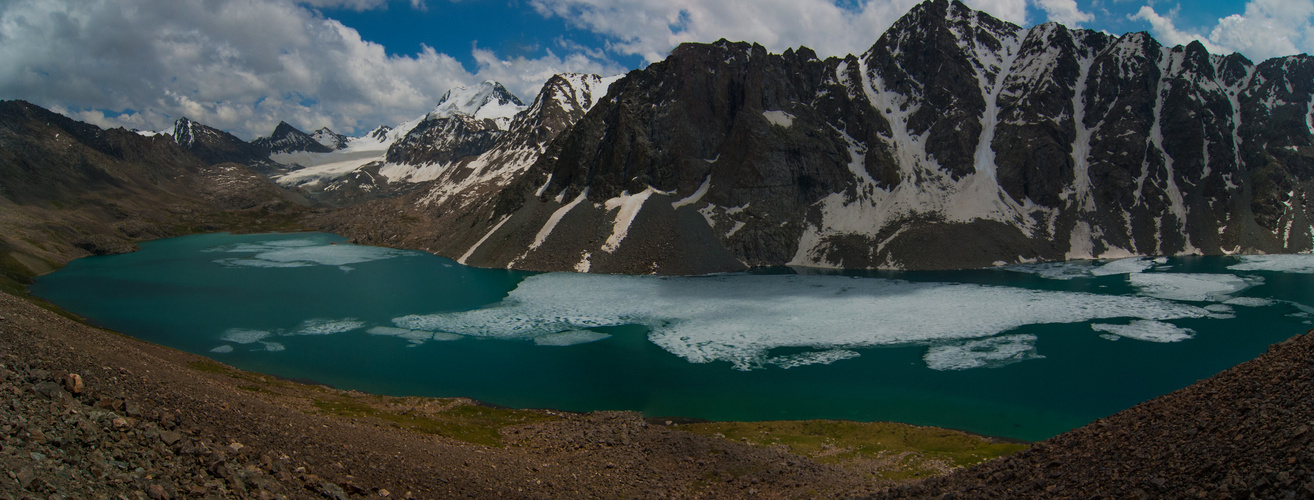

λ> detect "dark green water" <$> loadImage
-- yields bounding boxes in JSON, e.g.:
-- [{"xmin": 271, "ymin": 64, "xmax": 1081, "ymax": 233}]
[{"xmin": 29, "ymin": 232, "xmax": 1314, "ymax": 441}]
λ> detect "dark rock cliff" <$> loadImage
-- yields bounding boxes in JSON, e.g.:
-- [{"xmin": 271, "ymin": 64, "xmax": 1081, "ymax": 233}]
[{"xmin": 411, "ymin": 0, "xmax": 1314, "ymax": 274}]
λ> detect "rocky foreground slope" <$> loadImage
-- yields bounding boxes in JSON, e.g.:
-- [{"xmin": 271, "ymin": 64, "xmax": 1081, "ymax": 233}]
[{"xmin": 879, "ymin": 330, "xmax": 1314, "ymax": 498}]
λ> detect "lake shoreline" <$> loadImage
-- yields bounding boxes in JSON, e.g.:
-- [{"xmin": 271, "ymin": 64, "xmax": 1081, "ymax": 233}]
[{"xmin": 0, "ymin": 287, "xmax": 1019, "ymax": 497}]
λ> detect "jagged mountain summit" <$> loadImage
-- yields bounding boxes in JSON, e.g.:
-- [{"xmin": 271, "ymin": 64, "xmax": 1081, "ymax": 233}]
[
  {"xmin": 427, "ymin": 81, "xmax": 526, "ymax": 127},
  {"xmin": 172, "ymin": 117, "xmax": 270, "ymax": 167},
  {"xmin": 314, "ymin": 0, "xmax": 1314, "ymax": 274},
  {"xmin": 273, "ymin": 76, "xmax": 618, "ymax": 206},
  {"xmin": 253, "ymin": 121, "xmax": 335, "ymax": 154},
  {"xmin": 311, "ymin": 127, "xmax": 348, "ymax": 150}
]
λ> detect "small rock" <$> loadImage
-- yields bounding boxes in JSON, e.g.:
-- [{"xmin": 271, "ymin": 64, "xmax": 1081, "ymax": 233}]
[
  {"xmin": 148, "ymin": 484, "xmax": 170, "ymax": 500},
  {"xmin": 228, "ymin": 442, "xmax": 245, "ymax": 454},
  {"xmin": 16, "ymin": 466, "xmax": 33, "ymax": 489},
  {"xmin": 94, "ymin": 397, "xmax": 120, "ymax": 410},
  {"xmin": 63, "ymin": 373, "xmax": 83, "ymax": 394},
  {"xmin": 33, "ymin": 381, "xmax": 67, "ymax": 400},
  {"xmin": 318, "ymin": 481, "xmax": 349, "ymax": 500},
  {"xmin": 112, "ymin": 417, "xmax": 130, "ymax": 429},
  {"xmin": 160, "ymin": 430, "xmax": 182, "ymax": 445},
  {"xmin": 379, "ymin": 489, "xmax": 390, "ymax": 497},
  {"xmin": 124, "ymin": 400, "xmax": 141, "ymax": 417}
]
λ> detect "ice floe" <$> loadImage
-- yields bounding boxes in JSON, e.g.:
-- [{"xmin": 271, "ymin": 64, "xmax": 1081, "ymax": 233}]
[
  {"xmin": 260, "ymin": 342, "xmax": 286, "ymax": 352},
  {"xmin": 1227, "ymin": 254, "xmax": 1314, "ymax": 274},
  {"xmin": 1006, "ymin": 257, "xmax": 1154, "ymax": 279},
  {"xmin": 392, "ymin": 273, "xmax": 1212, "ymax": 370},
  {"xmin": 923, "ymin": 335, "xmax": 1043, "ymax": 371},
  {"xmin": 533, "ymin": 330, "xmax": 612, "ymax": 346},
  {"xmin": 1129, "ymin": 273, "xmax": 1258, "ymax": 302},
  {"xmin": 1090, "ymin": 320, "xmax": 1195, "ymax": 342},
  {"xmin": 1003, "ymin": 261, "xmax": 1094, "ymax": 279},
  {"xmin": 210, "ymin": 345, "xmax": 234, "ymax": 353},
  {"xmin": 293, "ymin": 318, "xmax": 365, "ymax": 335},
  {"xmin": 366, "ymin": 326, "xmax": 462, "ymax": 345},
  {"xmin": 221, "ymin": 328, "xmax": 271, "ymax": 344},
  {"xmin": 208, "ymin": 239, "xmax": 413, "ymax": 269},
  {"xmin": 1224, "ymin": 297, "xmax": 1275, "ymax": 307},
  {"xmin": 767, "ymin": 349, "xmax": 860, "ymax": 369},
  {"xmin": 1089, "ymin": 257, "xmax": 1155, "ymax": 276}
]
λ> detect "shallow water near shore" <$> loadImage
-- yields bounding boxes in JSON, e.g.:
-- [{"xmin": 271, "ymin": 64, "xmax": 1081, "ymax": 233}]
[{"xmin": 30, "ymin": 232, "xmax": 1314, "ymax": 441}]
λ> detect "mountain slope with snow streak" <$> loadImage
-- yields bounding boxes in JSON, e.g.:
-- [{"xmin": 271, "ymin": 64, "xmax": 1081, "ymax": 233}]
[{"xmin": 349, "ymin": 0, "xmax": 1312, "ymax": 274}]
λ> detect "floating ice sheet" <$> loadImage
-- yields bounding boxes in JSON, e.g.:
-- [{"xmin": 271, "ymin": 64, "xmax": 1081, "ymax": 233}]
[
  {"xmin": 366, "ymin": 326, "xmax": 462, "ymax": 345},
  {"xmin": 208, "ymin": 239, "xmax": 413, "ymax": 269},
  {"xmin": 210, "ymin": 345, "xmax": 234, "ymax": 353},
  {"xmin": 294, "ymin": 318, "xmax": 365, "ymax": 335},
  {"xmin": 533, "ymin": 330, "xmax": 611, "ymax": 346},
  {"xmin": 1002, "ymin": 261, "xmax": 1094, "ymax": 280},
  {"xmin": 1005, "ymin": 257, "xmax": 1153, "ymax": 279},
  {"xmin": 393, "ymin": 273, "xmax": 1212, "ymax": 370},
  {"xmin": 1089, "ymin": 258, "xmax": 1154, "ymax": 276},
  {"xmin": 1129, "ymin": 273, "xmax": 1258, "ymax": 302},
  {"xmin": 767, "ymin": 349, "xmax": 860, "ymax": 369},
  {"xmin": 1228, "ymin": 254, "xmax": 1314, "ymax": 274},
  {"xmin": 260, "ymin": 342, "xmax": 286, "ymax": 352},
  {"xmin": 1090, "ymin": 320, "xmax": 1194, "ymax": 342},
  {"xmin": 221, "ymin": 328, "xmax": 271, "ymax": 344},
  {"xmin": 923, "ymin": 335, "xmax": 1043, "ymax": 371},
  {"xmin": 1224, "ymin": 297, "xmax": 1275, "ymax": 307}
]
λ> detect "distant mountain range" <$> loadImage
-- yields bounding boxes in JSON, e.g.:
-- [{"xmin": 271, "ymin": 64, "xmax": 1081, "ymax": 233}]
[{"xmin": 4, "ymin": 0, "xmax": 1312, "ymax": 275}]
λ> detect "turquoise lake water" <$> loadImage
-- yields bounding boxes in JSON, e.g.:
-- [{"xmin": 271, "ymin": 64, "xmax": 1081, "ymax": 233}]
[{"xmin": 28, "ymin": 232, "xmax": 1314, "ymax": 441}]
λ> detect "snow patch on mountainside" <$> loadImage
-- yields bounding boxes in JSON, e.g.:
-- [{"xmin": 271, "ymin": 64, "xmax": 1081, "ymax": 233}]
[
  {"xmin": 602, "ymin": 187, "xmax": 666, "ymax": 253},
  {"xmin": 762, "ymin": 110, "xmax": 794, "ymax": 127}
]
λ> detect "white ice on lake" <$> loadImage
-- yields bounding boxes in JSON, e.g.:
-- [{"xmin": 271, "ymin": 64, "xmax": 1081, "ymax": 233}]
[
  {"xmin": 207, "ymin": 239, "xmax": 413, "ymax": 269},
  {"xmin": 1228, "ymin": 254, "xmax": 1314, "ymax": 274},
  {"xmin": 392, "ymin": 272, "xmax": 1213, "ymax": 370},
  {"xmin": 1091, "ymin": 320, "xmax": 1195, "ymax": 342},
  {"xmin": 1129, "ymin": 273, "xmax": 1258, "ymax": 302}
]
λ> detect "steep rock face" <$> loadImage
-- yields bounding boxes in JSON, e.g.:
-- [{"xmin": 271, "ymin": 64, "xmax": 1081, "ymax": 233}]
[
  {"xmin": 421, "ymin": 0, "xmax": 1314, "ymax": 274},
  {"xmin": 253, "ymin": 122, "xmax": 333, "ymax": 154},
  {"xmin": 383, "ymin": 115, "xmax": 502, "ymax": 170},
  {"xmin": 172, "ymin": 117, "xmax": 270, "ymax": 166}
]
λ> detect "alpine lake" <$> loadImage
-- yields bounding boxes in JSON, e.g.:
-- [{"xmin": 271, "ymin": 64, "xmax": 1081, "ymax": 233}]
[{"xmin": 29, "ymin": 232, "xmax": 1314, "ymax": 442}]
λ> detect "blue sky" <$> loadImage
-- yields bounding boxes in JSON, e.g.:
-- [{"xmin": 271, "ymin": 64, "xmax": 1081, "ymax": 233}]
[
  {"xmin": 320, "ymin": 0, "xmax": 1251, "ymax": 72},
  {"xmin": 1, "ymin": 0, "xmax": 1310, "ymax": 139}
]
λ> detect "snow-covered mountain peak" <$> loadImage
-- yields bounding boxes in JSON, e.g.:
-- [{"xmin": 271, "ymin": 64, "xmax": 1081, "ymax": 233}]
[
  {"xmin": 427, "ymin": 81, "xmax": 526, "ymax": 125},
  {"xmin": 311, "ymin": 127, "xmax": 348, "ymax": 150},
  {"xmin": 540, "ymin": 73, "xmax": 624, "ymax": 114}
]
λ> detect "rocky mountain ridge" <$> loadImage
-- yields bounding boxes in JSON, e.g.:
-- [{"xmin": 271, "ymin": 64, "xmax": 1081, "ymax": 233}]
[
  {"xmin": 354, "ymin": 0, "xmax": 1313, "ymax": 274},
  {"xmin": 252, "ymin": 121, "xmax": 336, "ymax": 154},
  {"xmin": 0, "ymin": 100, "xmax": 307, "ymax": 288}
]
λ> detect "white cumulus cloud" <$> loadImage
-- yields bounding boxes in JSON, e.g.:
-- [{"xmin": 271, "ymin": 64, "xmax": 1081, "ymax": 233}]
[
  {"xmin": 0, "ymin": 0, "xmax": 617, "ymax": 139},
  {"xmin": 1131, "ymin": 0, "xmax": 1314, "ymax": 60}
]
